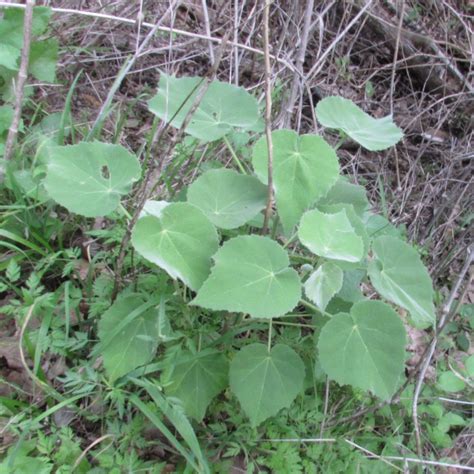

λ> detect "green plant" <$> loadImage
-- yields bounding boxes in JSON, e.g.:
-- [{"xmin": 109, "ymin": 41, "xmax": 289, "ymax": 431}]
[{"xmin": 34, "ymin": 71, "xmax": 438, "ymax": 438}]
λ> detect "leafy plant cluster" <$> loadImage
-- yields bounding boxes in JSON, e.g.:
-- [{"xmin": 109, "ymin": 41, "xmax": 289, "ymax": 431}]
[
  {"xmin": 39, "ymin": 70, "xmax": 437, "ymax": 426},
  {"xmin": 3, "ymin": 5, "xmax": 472, "ymax": 473},
  {"xmin": 0, "ymin": 7, "xmax": 58, "ymax": 154}
]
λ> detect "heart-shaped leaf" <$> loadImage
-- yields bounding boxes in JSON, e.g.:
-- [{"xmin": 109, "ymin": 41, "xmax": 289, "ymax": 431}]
[
  {"xmin": 298, "ymin": 208, "xmax": 364, "ymax": 262},
  {"xmin": 163, "ymin": 349, "xmax": 228, "ymax": 421},
  {"xmin": 29, "ymin": 38, "xmax": 58, "ymax": 82},
  {"xmin": 44, "ymin": 142, "xmax": 141, "ymax": 217},
  {"xmin": 98, "ymin": 294, "xmax": 159, "ymax": 382},
  {"xmin": 315, "ymin": 96, "xmax": 403, "ymax": 151},
  {"xmin": 304, "ymin": 263, "xmax": 343, "ymax": 311},
  {"xmin": 132, "ymin": 203, "xmax": 219, "ymax": 291},
  {"xmin": 318, "ymin": 178, "xmax": 369, "ymax": 217},
  {"xmin": 252, "ymin": 130, "xmax": 339, "ymax": 234},
  {"xmin": 187, "ymin": 169, "xmax": 267, "ymax": 229},
  {"xmin": 368, "ymin": 236, "xmax": 435, "ymax": 328},
  {"xmin": 148, "ymin": 74, "xmax": 261, "ymax": 142},
  {"xmin": 318, "ymin": 300, "xmax": 406, "ymax": 399},
  {"xmin": 229, "ymin": 343, "xmax": 305, "ymax": 426},
  {"xmin": 193, "ymin": 235, "xmax": 301, "ymax": 319}
]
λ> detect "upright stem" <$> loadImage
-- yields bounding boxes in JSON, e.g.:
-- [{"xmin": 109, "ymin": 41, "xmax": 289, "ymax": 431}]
[
  {"xmin": 3, "ymin": 0, "xmax": 35, "ymax": 163},
  {"xmin": 261, "ymin": 0, "xmax": 274, "ymax": 235},
  {"xmin": 267, "ymin": 318, "xmax": 273, "ymax": 352}
]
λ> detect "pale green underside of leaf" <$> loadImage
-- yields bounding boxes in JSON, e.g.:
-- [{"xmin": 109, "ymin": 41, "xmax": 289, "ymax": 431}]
[
  {"xmin": 298, "ymin": 208, "xmax": 364, "ymax": 262},
  {"xmin": 304, "ymin": 263, "xmax": 343, "ymax": 311},
  {"xmin": 229, "ymin": 343, "xmax": 305, "ymax": 426},
  {"xmin": 164, "ymin": 349, "xmax": 228, "ymax": 421},
  {"xmin": 44, "ymin": 142, "xmax": 141, "ymax": 217},
  {"xmin": 318, "ymin": 300, "xmax": 406, "ymax": 399},
  {"xmin": 140, "ymin": 200, "xmax": 170, "ymax": 218},
  {"xmin": 252, "ymin": 130, "xmax": 339, "ymax": 234},
  {"xmin": 368, "ymin": 236, "xmax": 435, "ymax": 328},
  {"xmin": 132, "ymin": 203, "xmax": 219, "ymax": 291},
  {"xmin": 315, "ymin": 96, "xmax": 403, "ymax": 151},
  {"xmin": 98, "ymin": 294, "xmax": 159, "ymax": 382},
  {"xmin": 187, "ymin": 169, "xmax": 267, "ymax": 229},
  {"xmin": 193, "ymin": 235, "xmax": 301, "ymax": 318},
  {"xmin": 318, "ymin": 203, "xmax": 369, "ymax": 270},
  {"xmin": 148, "ymin": 74, "xmax": 261, "ymax": 142}
]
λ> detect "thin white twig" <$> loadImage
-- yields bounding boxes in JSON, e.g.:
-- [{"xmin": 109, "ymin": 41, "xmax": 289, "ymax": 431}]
[
  {"xmin": 201, "ymin": 0, "xmax": 214, "ymax": 64},
  {"xmin": 305, "ymin": 0, "xmax": 373, "ymax": 81},
  {"xmin": 344, "ymin": 439, "xmax": 403, "ymax": 472}
]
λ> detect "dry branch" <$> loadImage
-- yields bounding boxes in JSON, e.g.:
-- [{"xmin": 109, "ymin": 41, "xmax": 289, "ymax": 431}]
[{"xmin": 3, "ymin": 0, "xmax": 35, "ymax": 163}]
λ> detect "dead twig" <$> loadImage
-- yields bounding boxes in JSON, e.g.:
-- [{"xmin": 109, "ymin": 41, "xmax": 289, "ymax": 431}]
[
  {"xmin": 111, "ymin": 34, "xmax": 230, "ymax": 300},
  {"xmin": 3, "ymin": 0, "xmax": 35, "ymax": 163},
  {"xmin": 261, "ymin": 0, "xmax": 274, "ymax": 235},
  {"xmin": 280, "ymin": 0, "xmax": 314, "ymax": 129},
  {"xmin": 412, "ymin": 244, "xmax": 473, "ymax": 456}
]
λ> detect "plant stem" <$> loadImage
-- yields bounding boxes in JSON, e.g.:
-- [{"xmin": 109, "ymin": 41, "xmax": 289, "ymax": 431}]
[
  {"xmin": 119, "ymin": 203, "xmax": 132, "ymax": 220},
  {"xmin": 267, "ymin": 318, "xmax": 273, "ymax": 352},
  {"xmin": 3, "ymin": 0, "xmax": 35, "ymax": 164},
  {"xmin": 222, "ymin": 135, "xmax": 247, "ymax": 174},
  {"xmin": 261, "ymin": 0, "xmax": 274, "ymax": 235}
]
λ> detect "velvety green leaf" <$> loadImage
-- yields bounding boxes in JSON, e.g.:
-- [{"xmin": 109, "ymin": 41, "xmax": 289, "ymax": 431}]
[
  {"xmin": 148, "ymin": 74, "xmax": 261, "ymax": 142},
  {"xmin": 229, "ymin": 343, "xmax": 305, "ymax": 426},
  {"xmin": 368, "ymin": 236, "xmax": 435, "ymax": 328},
  {"xmin": 318, "ymin": 300, "xmax": 406, "ymax": 399},
  {"xmin": 315, "ymin": 96, "xmax": 403, "ymax": 151},
  {"xmin": 0, "ymin": 43, "xmax": 19, "ymax": 70},
  {"xmin": 44, "ymin": 142, "xmax": 141, "ymax": 217},
  {"xmin": 304, "ymin": 263, "xmax": 343, "ymax": 311},
  {"xmin": 163, "ymin": 349, "xmax": 228, "ymax": 421},
  {"xmin": 29, "ymin": 38, "xmax": 58, "ymax": 82},
  {"xmin": 465, "ymin": 355, "xmax": 474, "ymax": 378},
  {"xmin": 132, "ymin": 203, "xmax": 219, "ymax": 291},
  {"xmin": 252, "ymin": 130, "xmax": 339, "ymax": 233},
  {"xmin": 98, "ymin": 294, "xmax": 159, "ymax": 381},
  {"xmin": 337, "ymin": 269, "xmax": 365, "ymax": 303},
  {"xmin": 437, "ymin": 372, "xmax": 466, "ymax": 393},
  {"xmin": 193, "ymin": 235, "xmax": 301, "ymax": 318},
  {"xmin": 13, "ymin": 170, "xmax": 49, "ymax": 202},
  {"xmin": 298, "ymin": 208, "xmax": 364, "ymax": 262},
  {"xmin": 0, "ymin": 7, "xmax": 52, "ymax": 49},
  {"xmin": 364, "ymin": 213, "xmax": 404, "ymax": 240},
  {"xmin": 0, "ymin": 105, "xmax": 13, "ymax": 136},
  {"xmin": 318, "ymin": 178, "xmax": 369, "ymax": 216},
  {"xmin": 187, "ymin": 169, "xmax": 267, "ymax": 229}
]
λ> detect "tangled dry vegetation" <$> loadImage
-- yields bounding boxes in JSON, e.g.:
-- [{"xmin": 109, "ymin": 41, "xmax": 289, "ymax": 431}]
[
  {"xmin": 45, "ymin": 0, "xmax": 472, "ymax": 279},
  {"xmin": 1, "ymin": 0, "xmax": 473, "ymax": 471}
]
